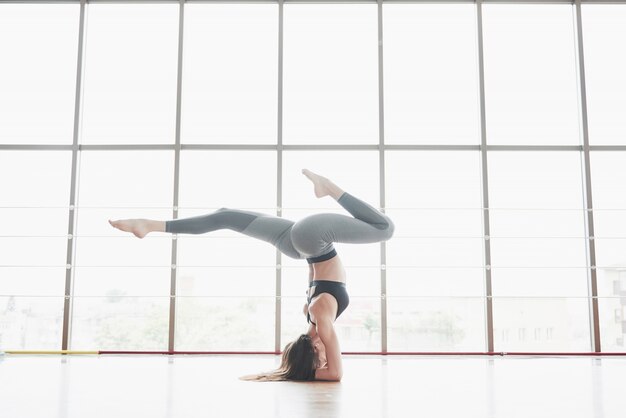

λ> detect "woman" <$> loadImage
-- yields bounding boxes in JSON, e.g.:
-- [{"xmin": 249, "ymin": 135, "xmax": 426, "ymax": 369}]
[{"xmin": 109, "ymin": 169, "xmax": 394, "ymax": 381}]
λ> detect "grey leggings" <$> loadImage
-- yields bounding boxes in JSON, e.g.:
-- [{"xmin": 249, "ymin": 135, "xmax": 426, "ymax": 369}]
[{"xmin": 164, "ymin": 192, "xmax": 394, "ymax": 263}]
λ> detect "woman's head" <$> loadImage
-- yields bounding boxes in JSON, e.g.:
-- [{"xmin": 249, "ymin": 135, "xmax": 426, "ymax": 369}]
[{"xmin": 240, "ymin": 334, "xmax": 320, "ymax": 382}]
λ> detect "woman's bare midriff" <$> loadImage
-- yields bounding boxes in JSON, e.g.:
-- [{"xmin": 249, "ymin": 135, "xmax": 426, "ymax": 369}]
[
  {"xmin": 307, "ymin": 256, "xmax": 346, "ymax": 318},
  {"xmin": 311, "ymin": 256, "xmax": 346, "ymax": 283}
]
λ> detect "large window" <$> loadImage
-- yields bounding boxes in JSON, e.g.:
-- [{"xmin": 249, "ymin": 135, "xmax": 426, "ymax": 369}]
[
  {"xmin": 2, "ymin": 1, "xmax": 626, "ymax": 354},
  {"xmin": 385, "ymin": 151, "xmax": 485, "ymax": 351},
  {"xmin": 0, "ymin": 4, "xmax": 79, "ymax": 144},
  {"xmin": 0, "ymin": 151, "xmax": 71, "ymax": 349},
  {"xmin": 283, "ymin": 4, "xmax": 379, "ymax": 145},
  {"xmin": 80, "ymin": 4, "xmax": 179, "ymax": 145},
  {"xmin": 71, "ymin": 151, "xmax": 173, "ymax": 350},
  {"xmin": 181, "ymin": 4, "xmax": 278, "ymax": 145},
  {"xmin": 582, "ymin": 5, "xmax": 626, "ymax": 145},
  {"xmin": 482, "ymin": 5, "xmax": 580, "ymax": 145},
  {"xmin": 488, "ymin": 152, "xmax": 589, "ymax": 351},
  {"xmin": 383, "ymin": 4, "xmax": 479, "ymax": 145}
]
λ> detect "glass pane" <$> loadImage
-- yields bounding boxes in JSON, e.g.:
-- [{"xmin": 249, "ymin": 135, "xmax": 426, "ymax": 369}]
[
  {"xmin": 0, "ymin": 151, "xmax": 72, "ymax": 207},
  {"xmin": 387, "ymin": 297, "xmax": 486, "ymax": 351},
  {"xmin": 283, "ymin": 4, "xmax": 378, "ymax": 144},
  {"xmin": 488, "ymin": 151, "xmax": 584, "ymax": 209},
  {"xmin": 385, "ymin": 151, "xmax": 482, "ymax": 209},
  {"xmin": 0, "ymin": 296, "xmax": 64, "ymax": 350},
  {"xmin": 582, "ymin": 5, "xmax": 626, "ymax": 145},
  {"xmin": 282, "ymin": 296, "xmax": 381, "ymax": 352},
  {"xmin": 80, "ymin": 4, "xmax": 179, "ymax": 145},
  {"xmin": 73, "ymin": 151, "xmax": 173, "ymax": 346},
  {"xmin": 386, "ymin": 268, "xmax": 485, "ymax": 297},
  {"xmin": 182, "ymin": 4, "xmax": 278, "ymax": 145},
  {"xmin": 71, "ymin": 296, "xmax": 169, "ymax": 350},
  {"xmin": 586, "ymin": 153, "xmax": 626, "ymax": 302},
  {"xmin": 175, "ymin": 297, "xmax": 274, "ymax": 351},
  {"xmin": 488, "ymin": 152, "xmax": 587, "ymax": 297},
  {"xmin": 179, "ymin": 150, "xmax": 276, "ymax": 211},
  {"xmin": 73, "ymin": 267, "xmax": 170, "ymax": 298},
  {"xmin": 177, "ymin": 267, "xmax": 274, "ymax": 297},
  {"xmin": 387, "ymin": 238, "xmax": 484, "ymax": 268},
  {"xmin": 590, "ymin": 152, "xmax": 626, "ymax": 210},
  {"xmin": 383, "ymin": 4, "xmax": 479, "ymax": 145},
  {"xmin": 492, "ymin": 297, "xmax": 591, "ymax": 351},
  {"xmin": 0, "ymin": 151, "xmax": 71, "ymax": 295},
  {"xmin": 491, "ymin": 268, "xmax": 588, "ymax": 298},
  {"xmin": 76, "ymin": 150, "xmax": 174, "ymax": 208},
  {"xmin": 0, "ymin": 268, "xmax": 66, "ymax": 297},
  {"xmin": 385, "ymin": 151, "xmax": 483, "ymax": 270},
  {"xmin": 482, "ymin": 5, "xmax": 579, "ymax": 145},
  {"xmin": 0, "ymin": 4, "xmax": 79, "ymax": 145},
  {"xmin": 490, "ymin": 238, "xmax": 586, "ymax": 268},
  {"xmin": 74, "ymin": 151, "xmax": 174, "ymax": 269},
  {"xmin": 176, "ymin": 150, "xmax": 276, "ymax": 308},
  {"xmin": 599, "ymin": 296, "xmax": 626, "ymax": 352}
]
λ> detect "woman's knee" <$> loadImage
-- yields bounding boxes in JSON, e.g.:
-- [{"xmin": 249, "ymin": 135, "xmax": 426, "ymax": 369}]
[{"xmin": 380, "ymin": 216, "xmax": 395, "ymax": 241}]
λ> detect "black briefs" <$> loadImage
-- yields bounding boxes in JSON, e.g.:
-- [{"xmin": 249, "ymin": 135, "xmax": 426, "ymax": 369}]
[{"xmin": 306, "ymin": 280, "xmax": 350, "ymax": 325}]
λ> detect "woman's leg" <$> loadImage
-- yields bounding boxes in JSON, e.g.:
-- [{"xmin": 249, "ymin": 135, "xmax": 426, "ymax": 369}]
[
  {"xmin": 109, "ymin": 208, "xmax": 303, "ymax": 260},
  {"xmin": 292, "ymin": 170, "xmax": 395, "ymax": 257}
]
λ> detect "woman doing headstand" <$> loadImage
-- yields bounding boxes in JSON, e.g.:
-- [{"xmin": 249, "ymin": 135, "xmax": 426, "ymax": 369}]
[{"xmin": 109, "ymin": 169, "xmax": 394, "ymax": 381}]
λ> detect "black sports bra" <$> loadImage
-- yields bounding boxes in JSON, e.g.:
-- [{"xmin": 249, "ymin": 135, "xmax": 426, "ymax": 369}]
[{"xmin": 306, "ymin": 280, "xmax": 350, "ymax": 325}]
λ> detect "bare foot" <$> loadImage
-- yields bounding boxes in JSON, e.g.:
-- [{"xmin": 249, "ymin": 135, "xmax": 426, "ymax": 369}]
[
  {"xmin": 108, "ymin": 219, "xmax": 153, "ymax": 239},
  {"xmin": 302, "ymin": 169, "xmax": 344, "ymax": 200}
]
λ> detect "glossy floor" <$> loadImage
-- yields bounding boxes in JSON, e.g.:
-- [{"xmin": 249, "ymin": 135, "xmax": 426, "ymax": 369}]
[{"xmin": 0, "ymin": 354, "xmax": 624, "ymax": 418}]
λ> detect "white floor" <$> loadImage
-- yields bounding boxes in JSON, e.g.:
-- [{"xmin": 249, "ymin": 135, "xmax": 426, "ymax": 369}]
[{"xmin": 0, "ymin": 354, "xmax": 624, "ymax": 418}]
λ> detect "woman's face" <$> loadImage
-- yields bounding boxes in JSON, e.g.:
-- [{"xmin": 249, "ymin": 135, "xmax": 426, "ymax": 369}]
[{"xmin": 311, "ymin": 334, "xmax": 327, "ymax": 367}]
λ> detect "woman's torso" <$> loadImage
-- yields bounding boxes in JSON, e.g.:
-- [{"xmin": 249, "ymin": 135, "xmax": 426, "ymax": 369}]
[{"xmin": 307, "ymin": 256, "xmax": 347, "ymax": 324}]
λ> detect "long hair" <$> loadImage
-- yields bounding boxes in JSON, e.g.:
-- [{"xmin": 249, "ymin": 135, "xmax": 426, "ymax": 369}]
[{"xmin": 240, "ymin": 334, "xmax": 319, "ymax": 382}]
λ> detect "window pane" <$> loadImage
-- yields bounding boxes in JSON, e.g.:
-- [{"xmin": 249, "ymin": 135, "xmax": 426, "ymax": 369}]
[
  {"xmin": 488, "ymin": 152, "xmax": 589, "ymax": 351},
  {"xmin": 385, "ymin": 151, "xmax": 483, "ymax": 269},
  {"xmin": 583, "ymin": 152, "xmax": 626, "ymax": 288},
  {"xmin": 387, "ymin": 268, "xmax": 484, "ymax": 298},
  {"xmin": 177, "ymin": 150, "xmax": 276, "ymax": 271},
  {"xmin": 387, "ymin": 297, "xmax": 485, "ymax": 351},
  {"xmin": 175, "ymin": 151, "xmax": 276, "ymax": 350},
  {"xmin": 0, "ymin": 151, "xmax": 71, "ymax": 298},
  {"xmin": 182, "ymin": 4, "xmax": 278, "ymax": 145},
  {"xmin": 493, "ymin": 297, "xmax": 590, "ymax": 351},
  {"xmin": 71, "ymin": 296, "xmax": 169, "ymax": 350},
  {"xmin": 488, "ymin": 152, "xmax": 587, "ymax": 297},
  {"xmin": 385, "ymin": 150, "xmax": 485, "ymax": 350},
  {"xmin": 283, "ymin": 4, "xmax": 378, "ymax": 144},
  {"xmin": 176, "ymin": 297, "xmax": 274, "ymax": 351},
  {"xmin": 0, "ymin": 4, "xmax": 79, "ymax": 145},
  {"xmin": 72, "ymin": 151, "xmax": 173, "ymax": 348},
  {"xmin": 590, "ymin": 151, "xmax": 626, "ymax": 350},
  {"xmin": 0, "ymin": 296, "xmax": 64, "ymax": 350},
  {"xmin": 582, "ymin": 5, "xmax": 626, "ymax": 145},
  {"xmin": 383, "ymin": 4, "xmax": 479, "ymax": 145},
  {"xmin": 482, "ymin": 5, "xmax": 579, "ymax": 145},
  {"xmin": 80, "ymin": 4, "xmax": 179, "ymax": 145}
]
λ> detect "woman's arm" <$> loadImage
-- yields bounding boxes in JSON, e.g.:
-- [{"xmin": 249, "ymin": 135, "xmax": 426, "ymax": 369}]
[{"xmin": 313, "ymin": 318, "xmax": 343, "ymax": 382}]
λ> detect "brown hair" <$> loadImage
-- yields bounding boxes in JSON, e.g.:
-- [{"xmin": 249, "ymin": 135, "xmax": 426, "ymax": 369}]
[{"xmin": 240, "ymin": 334, "xmax": 319, "ymax": 382}]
